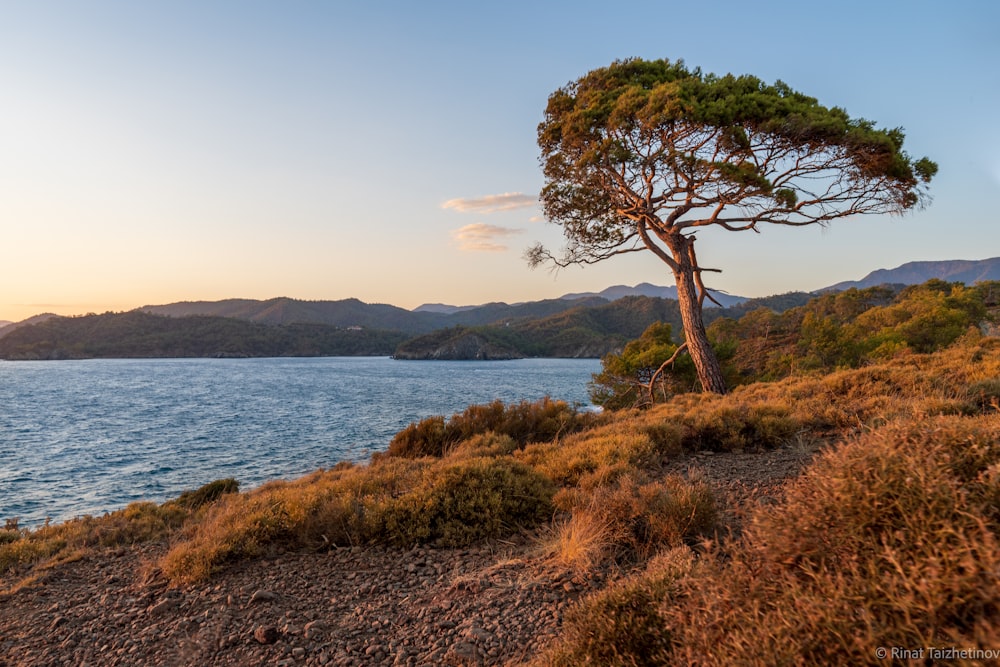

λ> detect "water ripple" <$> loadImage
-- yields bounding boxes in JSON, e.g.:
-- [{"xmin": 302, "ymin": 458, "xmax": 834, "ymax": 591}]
[{"xmin": 0, "ymin": 357, "xmax": 598, "ymax": 526}]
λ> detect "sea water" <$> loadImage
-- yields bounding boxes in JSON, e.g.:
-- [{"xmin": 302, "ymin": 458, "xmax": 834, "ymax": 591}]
[{"xmin": 0, "ymin": 357, "xmax": 599, "ymax": 527}]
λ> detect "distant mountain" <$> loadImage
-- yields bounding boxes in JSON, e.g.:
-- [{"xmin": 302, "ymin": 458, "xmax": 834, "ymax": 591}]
[
  {"xmin": 0, "ymin": 320, "xmax": 11, "ymax": 329},
  {"xmin": 412, "ymin": 303, "xmax": 479, "ymax": 315},
  {"xmin": 825, "ymin": 258, "xmax": 1000, "ymax": 291},
  {"xmin": 558, "ymin": 282, "xmax": 747, "ymax": 308},
  {"xmin": 142, "ymin": 297, "xmax": 446, "ymax": 334}
]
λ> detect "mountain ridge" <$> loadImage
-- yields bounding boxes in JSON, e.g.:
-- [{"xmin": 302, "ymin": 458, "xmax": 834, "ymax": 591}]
[{"xmin": 824, "ymin": 257, "xmax": 1000, "ymax": 291}]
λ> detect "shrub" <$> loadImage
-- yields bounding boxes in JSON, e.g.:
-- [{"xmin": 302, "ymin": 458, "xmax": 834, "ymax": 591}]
[
  {"xmin": 553, "ymin": 473, "xmax": 717, "ymax": 564},
  {"xmin": 383, "ymin": 415, "xmax": 448, "ymax": 458},
  {"xmin": 382, "ymin": 457, "xmax": 556, "ymax": 547},
  {"xmin": 966, "ymin": 378, "xmax": 1000, "ymax": 414},
  {"xmin": 160, "ymin": 455, "xmax": 555, "ymax": 582},
  {"xmin": 519, "ymin": 420, "xmax": 659, "ymax": 486},
  {"xmin": 678, "ymin": 403, "xmax": 799, "ymax": 452},
  {"xmin": 446, "ymin": 432, "xmax": 520, "ymax": 459},
  {"xmin": 538, "ymin": 547, "xmax": 694, "ymax": 667},
  {"xmin": 1, "ymin": 500, "xmax": 190, "ymax": 585},
  {"xmin": 382, "ymin": 398, "xmax": 601, "ymax": 459},
  {"xmin": 170, "ymin": 478, "xmax": 240, "ymax": 510},
  {"xmin": 671, "ymin": 416, "xmax": 1000, "ymax": 664}
]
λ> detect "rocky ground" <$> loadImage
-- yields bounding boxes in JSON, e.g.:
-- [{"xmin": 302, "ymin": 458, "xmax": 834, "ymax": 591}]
[{"xmin": 0, "ymin": 442, "xmax": 821, "ymax": 667}]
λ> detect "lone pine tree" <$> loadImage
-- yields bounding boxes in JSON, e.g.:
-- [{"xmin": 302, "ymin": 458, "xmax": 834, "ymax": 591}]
[{"xmin": 528, "ymin": 58, "xmax": 936, "ymax": 394}]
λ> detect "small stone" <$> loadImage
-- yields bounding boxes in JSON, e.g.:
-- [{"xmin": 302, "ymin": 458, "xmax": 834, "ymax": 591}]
[
  {"xmin": 254, "ymin": 625, "xmax": 281, "ymax": 645},
  {"xmin": 450, "ymin": 642, "xmax": 479, "ymax": 662},
  {"xmin": 468, "ymin": 627, "xmax": 494, "ymax": 642},
  {"xmin": 292, "ymin": 647, "xmax": 306, "ymax": 659},
  {"xmin": 50, "ymin": 616, "xmax": 67, "ymax": 630},
  {"xmin": 249, "ymin": 590, "xmax": 279, "ymax": 605},
  {"xmin": 304, "ymin": 621, "xmax": 326, "ymax": 640},
  {"xmin": 148, "ymin": 598, "xmax": 179, "ymax": 617}
]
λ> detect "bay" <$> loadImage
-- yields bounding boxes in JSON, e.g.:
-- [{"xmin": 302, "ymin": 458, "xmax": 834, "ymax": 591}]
[{"xmin": 0, "ymin": 357, "xmax": 599, "ymax": 527}]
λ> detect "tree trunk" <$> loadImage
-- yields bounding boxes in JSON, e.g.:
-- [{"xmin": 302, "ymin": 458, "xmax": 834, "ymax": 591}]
[{"xmin": 666, "ymin": 234, "xmax": 728, "ymax": 394}]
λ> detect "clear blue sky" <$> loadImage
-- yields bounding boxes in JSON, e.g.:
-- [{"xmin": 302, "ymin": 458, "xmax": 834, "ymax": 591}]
[{"xmin": 2, "ymin": 0, "xmax": 997, "ymax": 322}]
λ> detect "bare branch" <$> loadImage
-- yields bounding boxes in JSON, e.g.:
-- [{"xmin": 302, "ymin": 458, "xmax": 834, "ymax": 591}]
[{"xmin": 646, "ymin": 342, "xmax": 689, "ymax": 404}]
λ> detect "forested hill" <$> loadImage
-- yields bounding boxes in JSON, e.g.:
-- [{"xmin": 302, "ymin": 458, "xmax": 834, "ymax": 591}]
[
  {"xmin": 0, "ymin": 293, "xmax": 814, "ymax": 361},
  {"xmin": 140, "ymin": 296, "xmax": 613, "ymax": 334},
  {"xmin": 0, "ymin": 312, "xmax": 409, "ymax": 360},
  {"xmin": 395, "ymin": 292, "xmax": 815, "ymax": 359}
]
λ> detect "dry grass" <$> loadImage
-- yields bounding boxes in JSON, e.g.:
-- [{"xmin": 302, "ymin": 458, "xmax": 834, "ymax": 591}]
[
  {"xmin": 542, "ymin": 512, "xmax": 616, "ymax": 572},
  {"xmin": 0, "ymin": 499, "xmax": 193, "ymax": 592},
  {"xmin": 537, "ymin": 412, "xmax": 1000, "ymax": 665},
  {"xmin": 159, "ymin": 455, "xmax": 556, "ymax": 584}
]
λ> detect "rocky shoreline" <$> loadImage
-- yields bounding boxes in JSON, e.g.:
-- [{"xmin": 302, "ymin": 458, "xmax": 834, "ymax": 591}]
[{"xmin": 0, "ymin": 445, "xmax": 819, "ymax": 666}]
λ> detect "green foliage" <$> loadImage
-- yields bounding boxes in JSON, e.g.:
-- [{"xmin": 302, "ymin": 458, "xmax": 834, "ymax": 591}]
[
  {"xmin": 533, "ymin": 57, "xmax": 935, "ymax": 394},
  {"xmin": 709, "ymin": 280, "xmax": 990, "ymax": 383},
  {"xmin": 589, "ymin": 321, "xmax": 696, "ymax": 408},
  {"xmin": 382, "ymin": 457, "xmax": 555, "ymax": 547},
  {"xmin": 382, "ymin": 397, "xmax": 601, "ymax": 459},
  {"xmin": 170, "ymin": 478, "xmax": 240, "ymax": 510},
  {"xmin": 536, "ymin": 56, "xmax": 935, "ymax": 266}
]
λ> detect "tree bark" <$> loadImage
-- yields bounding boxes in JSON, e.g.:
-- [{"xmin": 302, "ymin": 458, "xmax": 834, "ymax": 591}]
[{"xmin": 665, "ymin": 233, "xmax": 728, "ymax": 394}]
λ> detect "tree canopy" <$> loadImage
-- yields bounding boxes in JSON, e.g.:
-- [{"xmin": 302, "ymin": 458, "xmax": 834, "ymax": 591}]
[{"xmin": 529, "ymin": 58, "xmax": 937, "ymax": 394}]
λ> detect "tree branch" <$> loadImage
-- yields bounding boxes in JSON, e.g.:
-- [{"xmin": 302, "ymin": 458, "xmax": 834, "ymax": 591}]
[{"xmin": 646, "ymin": 342, "xmax": 688, "ymax": 404}]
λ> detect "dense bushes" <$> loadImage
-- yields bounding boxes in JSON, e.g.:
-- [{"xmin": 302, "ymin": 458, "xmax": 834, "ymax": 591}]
[{"xmin": 588, "ymin": 321, "xmax": 699, "ymax": 409}]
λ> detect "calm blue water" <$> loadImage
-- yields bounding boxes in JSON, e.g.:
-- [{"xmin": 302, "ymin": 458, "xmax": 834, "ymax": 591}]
[{"xmin": 0, "ymin": 357, "xmax": 599, "ymax": 527}]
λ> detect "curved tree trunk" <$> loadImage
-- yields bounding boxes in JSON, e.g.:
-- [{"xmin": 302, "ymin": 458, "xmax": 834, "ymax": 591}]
[{"xmin": 666, "ymin": 234, "xmax": 728, "ymax": 394}]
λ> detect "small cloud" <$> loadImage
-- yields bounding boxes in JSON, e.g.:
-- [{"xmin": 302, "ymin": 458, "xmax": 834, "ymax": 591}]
[
  {"xmin": 452, "ymin": 223, "xmax": 523, "ymax": 252},
  {"xmin": 442, "ymin": 192, "xmax": 538, "ymax": 214}
]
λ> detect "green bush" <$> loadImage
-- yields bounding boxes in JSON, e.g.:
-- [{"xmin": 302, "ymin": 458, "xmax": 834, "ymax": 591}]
[
  {"xmin": 679, "ymin": 403, "xmax": 799, "ymax": 452},
  {"xmin": 382, "ymin": 457, "xmax": 556, "ymax": 547},
  {"xmin": 171, "ymin": 478, "xmax": 240, "ymax": 509},
  {"xmin": 383, "ymin": 398, "xmax": 599, "ymax": 459}
]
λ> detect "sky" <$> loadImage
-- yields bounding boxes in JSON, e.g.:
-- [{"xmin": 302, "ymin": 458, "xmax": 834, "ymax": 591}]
[{"xmin": 2, "ymin": 1, "xmax": 998, "ymax": 323}]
